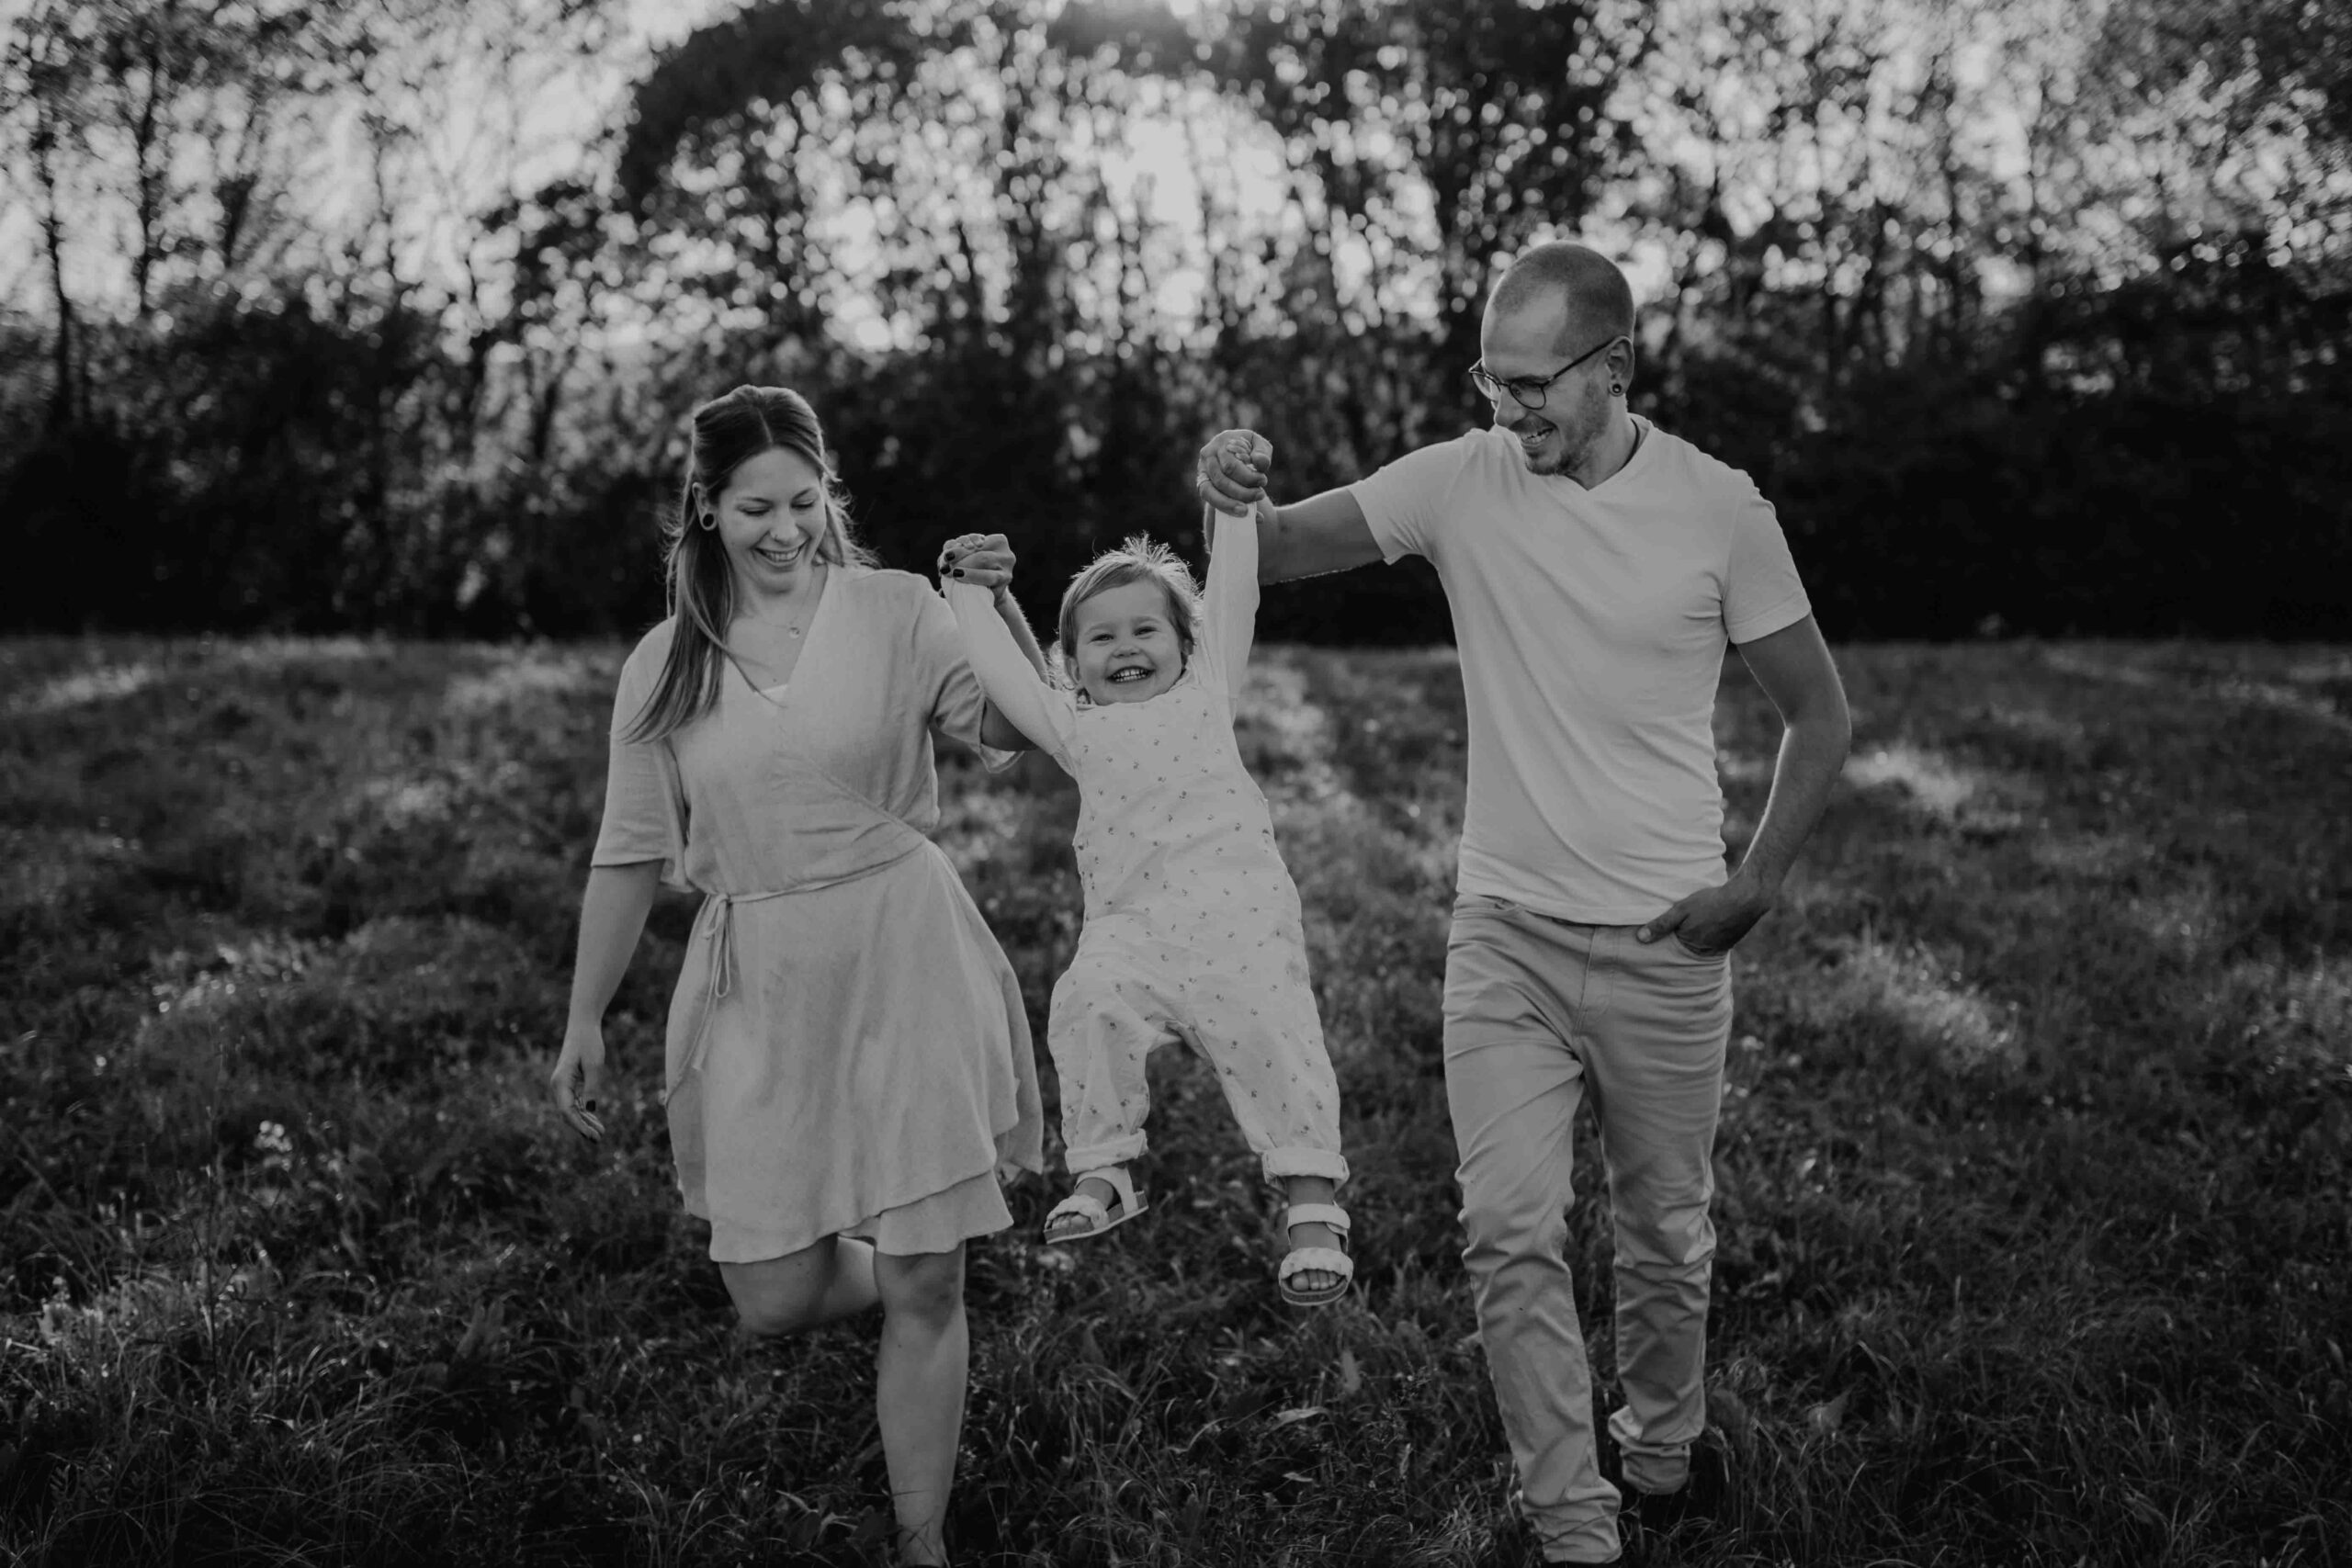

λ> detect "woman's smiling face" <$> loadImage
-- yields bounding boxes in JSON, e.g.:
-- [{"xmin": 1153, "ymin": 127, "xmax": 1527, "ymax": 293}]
[
  {"xmin": 1070, "ymin": 581, "xmax": 1184, "ymax": 705},
  {"xmin": 710, "ymin": 447, "xmax": 829, "ymax": 600}
]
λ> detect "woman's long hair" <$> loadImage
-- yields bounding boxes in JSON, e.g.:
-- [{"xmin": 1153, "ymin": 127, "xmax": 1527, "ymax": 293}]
[{"xmin": 622, "ymin": 386, "xmax": 879, "ymax": 743}]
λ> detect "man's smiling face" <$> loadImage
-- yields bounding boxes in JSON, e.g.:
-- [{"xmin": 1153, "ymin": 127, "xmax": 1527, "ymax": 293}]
[
  {"xmin": 1478, "ymin": 293, "xmax": 1618, "ymax": 479},
  {"xmin": 1070, "ymin": 581, "xmax": 1184, "ymax": 705}
]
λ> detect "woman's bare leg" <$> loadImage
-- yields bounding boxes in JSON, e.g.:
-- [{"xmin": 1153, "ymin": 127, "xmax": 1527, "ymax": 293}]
[
  {"xmin": 719, "ymin": 1234, "xmax": 880, "ymax": 1337},
  {"xmin": 873, "ymin": 1245, "xmax": 968, "ymax": 1566}
]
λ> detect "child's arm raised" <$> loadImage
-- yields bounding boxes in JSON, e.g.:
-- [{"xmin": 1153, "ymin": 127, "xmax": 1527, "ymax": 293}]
[
  {"xmin": 945, "ymin": 578, "xmax": 1078, "ymax": 771},
  {"xmin": 942, "ymin": 532, "xmax": 1052, "ymax": 681},
  {"xmin": 1201, "ymin": 499, "xmax": 1264, "ymax": 704}
]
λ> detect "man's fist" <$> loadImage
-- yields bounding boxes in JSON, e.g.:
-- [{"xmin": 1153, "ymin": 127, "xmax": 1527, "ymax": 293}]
[{"xmin": 1196, "ymin": 429, "xmax": 1273, "ymax": 516}]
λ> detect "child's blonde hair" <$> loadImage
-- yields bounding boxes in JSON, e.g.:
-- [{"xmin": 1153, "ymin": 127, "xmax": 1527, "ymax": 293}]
[{"xmin": 1054, "ymin": 535, "xmax": 1203, "ymax": 694}]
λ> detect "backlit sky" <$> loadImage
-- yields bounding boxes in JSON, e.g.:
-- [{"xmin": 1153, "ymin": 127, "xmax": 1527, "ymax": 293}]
[
  {"xmin": 0, "ymin": 0, "xmax": 1290, "ymax": 322},
  {"xmin": 2, "ymin": 0, "xmax": 2204, "ymax": 337},
  {"xmin": 0, "ymin": 0, "xmax": 714, "ymax": 313}
]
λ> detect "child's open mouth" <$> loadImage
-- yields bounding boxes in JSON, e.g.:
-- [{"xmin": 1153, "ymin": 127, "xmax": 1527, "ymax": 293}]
[{"xmin": 1107, "ymin": 664, "xmax": 1153, "ymax": 685}]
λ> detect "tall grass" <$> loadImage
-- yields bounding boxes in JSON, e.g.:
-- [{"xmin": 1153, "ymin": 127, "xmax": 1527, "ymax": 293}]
[{"xmin": 3, "ymin": 636, "xmax": 2346, "ymax": 1565}]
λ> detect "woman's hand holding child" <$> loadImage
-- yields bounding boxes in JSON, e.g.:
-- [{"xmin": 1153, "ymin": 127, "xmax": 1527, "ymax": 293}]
[{"xmin": 938, "ymin": 532, "xmax": 1016, "ymax": 593}]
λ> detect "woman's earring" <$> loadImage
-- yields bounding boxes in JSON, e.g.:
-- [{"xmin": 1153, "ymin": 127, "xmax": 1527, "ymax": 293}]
[
  {"xmin": 698, "ymin": 512, "xmax": 717, "ymax": 531},
  {"xmin": 1609, "ymin": 383, "xmax": 1623, "ymax": 398}
]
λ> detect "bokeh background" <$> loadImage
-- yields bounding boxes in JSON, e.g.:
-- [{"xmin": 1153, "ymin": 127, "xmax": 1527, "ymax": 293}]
[{"xmin": 4, "ymin": 0, "xmax": 2346, "ymax": 645}]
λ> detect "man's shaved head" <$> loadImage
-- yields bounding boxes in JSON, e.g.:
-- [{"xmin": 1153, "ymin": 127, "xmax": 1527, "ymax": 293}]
[
  {"xmin": 1477, "ymin": 241, "xmax": 1639, "ymax": 481},
  {"xmin": 1487, "ymin": 241, "xmax": 1634, "ymax": 347}
]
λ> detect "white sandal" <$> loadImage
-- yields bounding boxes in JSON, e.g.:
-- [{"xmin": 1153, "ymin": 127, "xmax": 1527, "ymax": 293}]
[
  {"xmin": 1278, "ymin": 1202, "xmax": 1354, "ymax": 1308},
  {"xmin": 1042, "ymin": 1167, "xmax": 1147, "ymax": 1245}
]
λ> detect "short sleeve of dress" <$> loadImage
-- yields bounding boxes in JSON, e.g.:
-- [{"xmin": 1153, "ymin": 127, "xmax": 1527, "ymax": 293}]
[
  {"xmin": 592, "ymin": 626, "xmax": 692, "ymax": 890},
  {"xmin": 1722, "ymin": 479, "xmax": 1813, "ymax": 646},
  {"xmin": 1345, "ymin": 434, "xmax": 1472, "ymax": 566},
  {"xmin": 912, "ymin": 582, "xmax": 1023, "ymax": 774}
]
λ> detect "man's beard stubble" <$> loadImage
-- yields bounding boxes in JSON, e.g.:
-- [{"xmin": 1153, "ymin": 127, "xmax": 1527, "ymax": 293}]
[{"xmin": 1506, "ymin": 376, "xmax": 1611, "ymax": 479}]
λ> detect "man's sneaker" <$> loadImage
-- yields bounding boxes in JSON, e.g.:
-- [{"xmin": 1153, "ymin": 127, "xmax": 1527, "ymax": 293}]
[
  {"xmin": 1477, "ymin": 1532, "xmax": 1625, "ymax": 1567},
  {"xmin": 1484, "ymin": 1483, "xmax": 1632, "ymax": 1565},
  {"xmin": 1621, "ymin": 1439, "xmax": 1727, "ymax": 1540}
]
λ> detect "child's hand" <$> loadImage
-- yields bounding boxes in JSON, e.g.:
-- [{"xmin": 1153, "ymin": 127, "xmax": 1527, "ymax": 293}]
[
  {"xmin": 940, "ymin": 532, "xmax": 1017, "ymax": 592},
  {"xmin": 1196, "ymin": 429, "xmax": 1273, "ymax": 515}
]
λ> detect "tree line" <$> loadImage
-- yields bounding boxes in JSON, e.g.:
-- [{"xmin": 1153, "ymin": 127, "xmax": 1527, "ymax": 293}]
[{"xmin": 3, "ymin": 0, "xmax": 2346, "ymax": 643}]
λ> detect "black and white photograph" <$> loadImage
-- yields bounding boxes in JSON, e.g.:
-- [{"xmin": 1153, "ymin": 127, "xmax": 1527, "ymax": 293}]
[{"xmin": 2, "ymin": 0, "xmax": 2346, "ymax": 1563}]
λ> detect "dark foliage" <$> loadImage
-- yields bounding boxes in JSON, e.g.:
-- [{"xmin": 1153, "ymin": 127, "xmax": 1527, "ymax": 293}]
[{"xmin": 2, "ymin": 0, "xmax": 2346, "ymax": 642}]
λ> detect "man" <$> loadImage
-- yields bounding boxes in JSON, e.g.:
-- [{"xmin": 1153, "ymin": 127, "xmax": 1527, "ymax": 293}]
[{"xmin": 1196, "ymin": 241, "xmax": 1851, "ymax": 1563}]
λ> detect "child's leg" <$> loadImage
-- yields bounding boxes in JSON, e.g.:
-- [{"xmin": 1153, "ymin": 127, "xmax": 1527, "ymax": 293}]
[
  {"xmin": 1182, "ymin": 946, "xmax": 1351, "ymax": 1289},
  {"xmin": 1183, "ymin": 955, "xmax": 1348, "ymax": 1187},
  {"xmin": 1046, "ymin": 943, "xmax": 1174, "ymax": 1226},
  {"xmin": 1196, "ymin": 1020, "xmax": 1349, "ymax": 1291}
]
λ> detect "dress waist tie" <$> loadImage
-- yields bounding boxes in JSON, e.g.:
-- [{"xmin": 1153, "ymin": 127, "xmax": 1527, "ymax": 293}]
[
  {"xmin": 665, "ymin": 886, "xmax": 798, "ymax": 1102},
  {"xmin": 662, "ymin": 837, "xmax": 934, "ymax": 1104}
]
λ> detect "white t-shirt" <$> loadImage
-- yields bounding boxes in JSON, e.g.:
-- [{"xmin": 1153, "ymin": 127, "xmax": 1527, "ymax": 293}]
[{"xmin": 1349, "ymin": 419, "xmax": 1813, "ymax": 923}]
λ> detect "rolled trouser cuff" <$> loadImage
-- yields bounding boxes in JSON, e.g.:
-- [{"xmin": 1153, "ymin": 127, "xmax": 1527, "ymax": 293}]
[
  {"xmin": 1060, "ymin": 1133, "xmax": 1147, "ymax": 1176},
  {"xmin": 1260, "ymin": 1146, "xmax": 1350, "ymax": 1187}
]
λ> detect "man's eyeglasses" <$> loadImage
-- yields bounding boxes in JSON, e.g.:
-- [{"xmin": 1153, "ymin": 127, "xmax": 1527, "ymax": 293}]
[{"xmin": 1468, "ymin": 335, "xmax": 1622, "ymax": 411}]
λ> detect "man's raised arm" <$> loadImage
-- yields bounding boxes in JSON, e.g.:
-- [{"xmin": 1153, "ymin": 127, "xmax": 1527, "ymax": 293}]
[{"xmin": 1195, "ymin": 429, "xmax": 1386, "ymax": 585}]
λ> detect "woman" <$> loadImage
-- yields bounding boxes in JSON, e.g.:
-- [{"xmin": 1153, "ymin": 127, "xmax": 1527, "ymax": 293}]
[{"xmin": 548, "ymin": 385, "xmax": 1046, "ymax": 1567}]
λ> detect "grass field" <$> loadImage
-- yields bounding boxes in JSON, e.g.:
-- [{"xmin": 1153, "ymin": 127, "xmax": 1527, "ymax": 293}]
[{"xmin": 3, "ymin": 634, "xmax": 2347, "ymax": 1567}]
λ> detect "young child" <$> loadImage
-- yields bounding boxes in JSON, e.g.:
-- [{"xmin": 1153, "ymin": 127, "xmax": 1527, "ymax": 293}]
[{"xmin": 940, "ymin": 480, "xmax": 1353, "ymax": 1308}]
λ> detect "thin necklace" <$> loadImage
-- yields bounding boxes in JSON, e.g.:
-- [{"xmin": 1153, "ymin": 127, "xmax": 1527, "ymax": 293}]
[{"xmin": 747, "ymin": 566, "xmax": 825, "ymax": 638}]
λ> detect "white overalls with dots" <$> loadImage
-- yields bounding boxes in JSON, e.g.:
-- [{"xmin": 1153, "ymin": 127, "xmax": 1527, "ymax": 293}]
[{"xmin": 947, "ymin": 514, "xmax": 1346, "ymax": 1188}]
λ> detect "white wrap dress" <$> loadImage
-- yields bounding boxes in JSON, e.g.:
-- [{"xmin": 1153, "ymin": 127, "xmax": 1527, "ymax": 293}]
[{"xmin": 593, "ymin": 567, "xmax": 1045, "ymax": 1262}]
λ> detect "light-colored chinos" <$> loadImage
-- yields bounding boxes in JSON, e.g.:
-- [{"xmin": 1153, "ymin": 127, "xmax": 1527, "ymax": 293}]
[{"xmin": 1446, "ymin": 896, "xmax": 1731, "ymax": 1562}]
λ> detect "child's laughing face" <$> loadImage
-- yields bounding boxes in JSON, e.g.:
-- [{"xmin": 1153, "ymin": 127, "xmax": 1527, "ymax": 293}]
[{"xmin": 1070, "ymin": 581, "xmax": 1184, "ymax": 705}]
